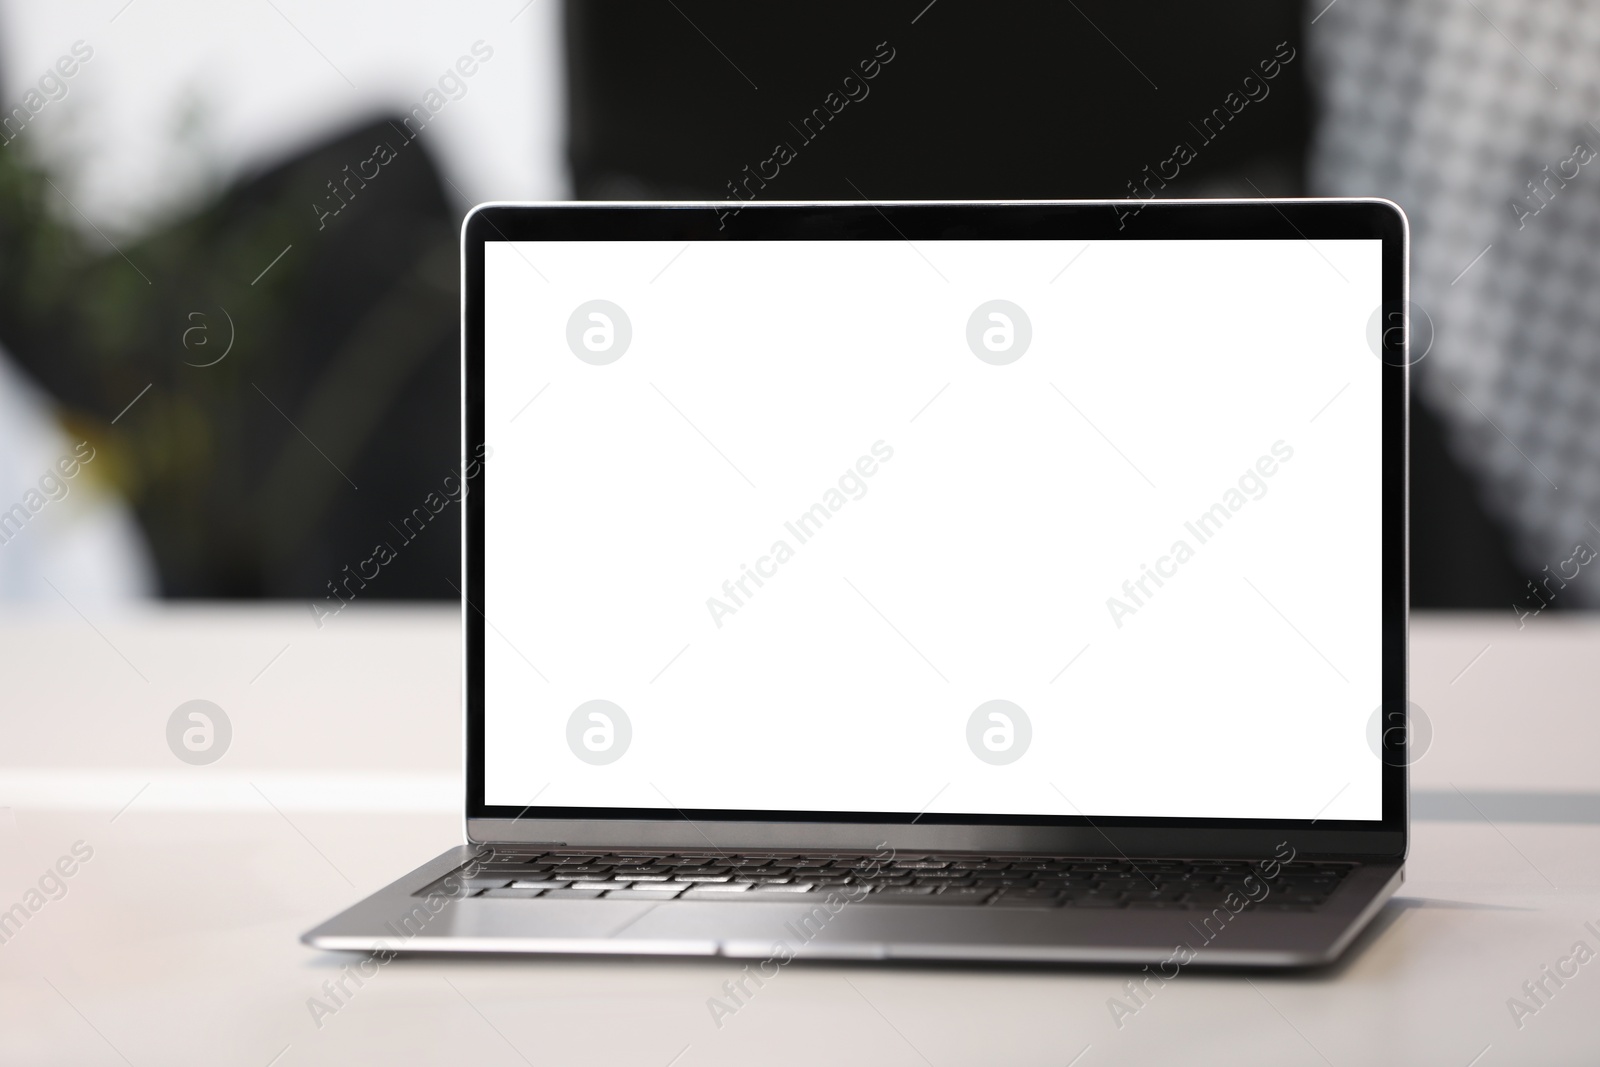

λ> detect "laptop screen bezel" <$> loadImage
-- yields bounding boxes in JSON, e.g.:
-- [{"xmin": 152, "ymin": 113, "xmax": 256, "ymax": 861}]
[{"xmin": 461, "ymin": 200, "xmax": 1407, "ymax": 859}]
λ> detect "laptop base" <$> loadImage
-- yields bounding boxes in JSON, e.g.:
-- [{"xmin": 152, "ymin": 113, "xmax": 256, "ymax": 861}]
[{"xmin": 303, "ymin": 846, "xmax": 1403, "ymax": 968}]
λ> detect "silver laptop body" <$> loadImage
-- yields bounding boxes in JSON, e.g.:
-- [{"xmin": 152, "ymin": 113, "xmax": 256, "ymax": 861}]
[{"xmin": 305, "ymin": 199, "xmax": 1409, "ymax": 967}]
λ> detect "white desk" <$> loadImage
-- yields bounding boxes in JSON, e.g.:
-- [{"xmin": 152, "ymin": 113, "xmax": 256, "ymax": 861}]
[{"xmin": 2, "ymin": 606, "xmax": 1598, "ymax": 1066}]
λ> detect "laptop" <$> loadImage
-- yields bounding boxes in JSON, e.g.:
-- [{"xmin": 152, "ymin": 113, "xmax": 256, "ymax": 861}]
[{"xmin": 304, "ymin": 199, "xmax": 1409, "ymax": 967}]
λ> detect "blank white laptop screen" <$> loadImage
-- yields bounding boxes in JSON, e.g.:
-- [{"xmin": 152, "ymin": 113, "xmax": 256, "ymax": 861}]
[{"xmin": 482, "ymin": 237, "xmax": 1384, "ymax": 822}]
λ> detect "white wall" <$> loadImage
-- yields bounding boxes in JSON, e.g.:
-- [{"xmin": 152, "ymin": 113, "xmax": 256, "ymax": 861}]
[{"xmin": 0, "ymin": 0, "xmax": 567, "ymax": 233}]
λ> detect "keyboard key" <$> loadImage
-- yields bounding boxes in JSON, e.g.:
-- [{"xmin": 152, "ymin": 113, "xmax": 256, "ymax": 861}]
[
  {"xmin": 863, "ymin": 887, "xmax": 993, "ymax": 904},
  {"xmin": 510, "ymin": 879, "xmax": 573, "ymax": 890},
  {"xmin": 1278, "ymin": 891, "xmax": 1332, "ymax": 904},
  {"xmin": 933, "ymin": 888, "xmax": 997, "ymax": 902},
  {"xmin": 602, "ymin": 887, "xmax": 684, "ymax": 899},
  {"xmin": 538, "ymin": 888, "xmax": 606, "ymax": 900},
  {"xmin": 742, "ymin": 883, "xmax": 814, "ymax": 893},
  {"xmin": 479, "ymin": 887, "xmax": 544, "ymax": 899},
  {"xmin": 1128, "ymin": 888, "xmax": 1186, "ymax": 903}
]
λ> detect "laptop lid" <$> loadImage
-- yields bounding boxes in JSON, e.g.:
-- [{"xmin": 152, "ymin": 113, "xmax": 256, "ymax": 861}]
[{"xmin": 461, "ymin": 200, "xmax": 1407, "ymax": 860}]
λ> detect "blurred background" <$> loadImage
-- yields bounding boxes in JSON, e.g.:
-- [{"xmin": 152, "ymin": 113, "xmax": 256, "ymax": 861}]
[{"xmin": 0, "ymin": 0, "xmax": 1588, "ymax": 613}]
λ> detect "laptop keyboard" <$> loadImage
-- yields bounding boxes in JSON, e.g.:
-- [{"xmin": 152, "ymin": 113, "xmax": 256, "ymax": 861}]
[{"xmin": 424, "ymin": 851, "xmax": 1356, "ymax": 910}]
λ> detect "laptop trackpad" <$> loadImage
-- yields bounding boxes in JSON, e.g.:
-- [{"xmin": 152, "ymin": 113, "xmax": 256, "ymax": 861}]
[
  {"xmin": 439, "ymin": 898, "xmax": 682, "ymax": 945},
  {"xmin": 611, "ymin": 901, "xmax": 890, "ymax": 958}
]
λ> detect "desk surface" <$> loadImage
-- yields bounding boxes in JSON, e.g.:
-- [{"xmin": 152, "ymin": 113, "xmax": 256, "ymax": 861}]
[{"xmin": 3, "ymin": 606, "xmax": 1598, "ymax": 1066}]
